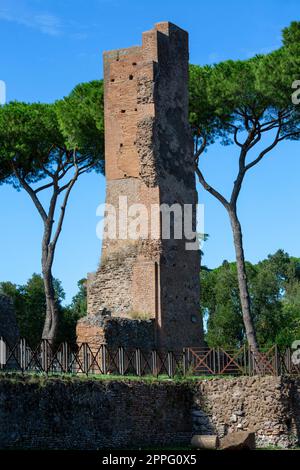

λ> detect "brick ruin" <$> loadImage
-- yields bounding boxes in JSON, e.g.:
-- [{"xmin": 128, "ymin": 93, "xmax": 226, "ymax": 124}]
[{"xmin": 77, "ymin": 22, "xmax": 204, "ymax": 350}]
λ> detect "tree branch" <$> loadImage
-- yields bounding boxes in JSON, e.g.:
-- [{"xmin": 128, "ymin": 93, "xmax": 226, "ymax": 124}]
[
  {"xmin": 228, "ymin": 124, "xmax": 243, "ymax": 147},
  {"xmin": 278, "ymin": 130, "xmax": 300, "ymax": 142},
  {"xmin": 195, "ymin": 165, "xmax": 230, "ymax": 209},
  {"xmin": 50, "ymin": 166, "xmax": 79, "ymax": 251},
  {"xmin": 245, "ymin": 124, "xmax": 282, "ymax": 171},
  {"xmin": 34, "ymin": 181, "xmax": 55, "ymax": 194},
  {"xmin": 12, "ymin": 163, "xmax": 47, "ymax": 222},
  {"xmin": 230, "ymin": 141, "xmax": 253, "ymax": 207},
  {"xmin": 194, "ymin": 135, "xmax": 207, "ymax": 161}
]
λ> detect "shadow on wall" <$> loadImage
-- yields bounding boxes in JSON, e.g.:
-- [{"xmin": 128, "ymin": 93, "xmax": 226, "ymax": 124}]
[{"xmin": 0, "ymin": 294, "xmax": 19, "ymax": 346}]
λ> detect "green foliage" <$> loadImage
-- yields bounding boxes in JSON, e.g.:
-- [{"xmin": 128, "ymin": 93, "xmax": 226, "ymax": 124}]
[
  {"xmin": 191, "ymin": 22, "xmax": 300, "ymax": 350},
  {"xmin": 68, "ymin": 278, "xmax": 87, "ymax": 318},
  {"xmin": 189, "ymin": 64, "xmax": 225, "ymax": 145},
  {"xmin": 55, "ymin": 80, "xmax": 105, "ymax": 173},
  {"xmin": 0, "ymin": 102, "xmax": 64, "ymax": 187},
  {"xmin": 202, "ymin": 261, "xmax": 250, "ymax": 348},
  {"xmin": 189, "ymin": 21, "xmax": 300, "ymax": 149},
  {"xmin": 0, "ymin": 275, "xmax": 86, "ymax": 347},
  {"xmin": 58, "ymin": 279, "xmax": 87, "ymax": 344},
  {"xmin": 203, "ymin": 250, "xmax": 300, "ymax": 348},
  {"xmin": 0, "ymin": 80, "xmax": 105, "ymax": 188},
  {"xmin": 0, "ymin": 81, "xmax": 105, "ymax": 342},
  {"xmin": 0, "ymin": 274, "xmax": 65, "ymax": 347},
  {"xmin": 2, "ymin": 22, "xmax": 299, "ymax": 185}
]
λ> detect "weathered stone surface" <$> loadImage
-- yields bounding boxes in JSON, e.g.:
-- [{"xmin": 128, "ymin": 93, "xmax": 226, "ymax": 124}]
[
  {"xmin": 0, "ymin": 375, "xmax": 300, "ymax": 449},
  {"xmin": 191, "ymin": 434, "xmax": 219, "ymax": 449},
  {"xmin": 220, "ymin": 431, "xmax": 256, "ymax": 450},
  {"xmin": 77, "ymin": 315, "xmax": 155, "ymax": 350},
  {"xmin": 192, "ymin": 376, "xmax": 299, "ymax": 448},
  {"xmin": 79, "ymin": 22, "xmax": 204, "ymax": 350},
  {"xmin": 0, "ymin": 294, "xmax": 19, "ymax": 346},
  {"xmin": 0, "ymin": 376, "xmax": 193, "ymax": 450}
]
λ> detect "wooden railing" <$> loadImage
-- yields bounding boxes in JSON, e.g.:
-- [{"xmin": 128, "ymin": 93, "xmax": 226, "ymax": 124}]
[{"xmin": 0, "ymin": 338, "xmax": 299, "ymax": 377}]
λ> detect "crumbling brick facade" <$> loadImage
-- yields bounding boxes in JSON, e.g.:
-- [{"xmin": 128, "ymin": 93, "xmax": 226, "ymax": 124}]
[{"xmin": 77, "ymin": 22, "xmax": 204, "ymax": 350}]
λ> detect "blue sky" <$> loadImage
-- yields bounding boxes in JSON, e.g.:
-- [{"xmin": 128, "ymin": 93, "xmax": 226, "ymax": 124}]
[{"xmin": 0, "ymin": 0, "xmax": 299, "ymax": 303}]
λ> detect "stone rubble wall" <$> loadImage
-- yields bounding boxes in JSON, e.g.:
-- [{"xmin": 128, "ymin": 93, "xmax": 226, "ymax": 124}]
[
  {"xmin": 87, "ymin": 252, "xmax": 137, "ymax": 317},
  {"xmin": 0, "ymin": 375, "xmax": 299, "ymax": 449},
  {"xmin": 0, "ymin": 376, "xmax": 192, "ymax": 450},
  {"xmin": 192, "ymin": 376, "xmax": 298, "ymax": 448},
  {"xmin": 77, "ymin": 316, "xmax": 155, "ymax": 351}
]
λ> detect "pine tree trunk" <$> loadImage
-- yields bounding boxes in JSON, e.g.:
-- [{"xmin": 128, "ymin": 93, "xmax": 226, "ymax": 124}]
[
  {"xmin": 41, "ymin": 235, "xmax": 58, "ymax": 345},
  {"xmin": 228, "ymin": 207, "xmax": 259, "ymax": 353},
  {"xmin": 41, "ymin": 267, "xmax": 59, "ymax": 345}
]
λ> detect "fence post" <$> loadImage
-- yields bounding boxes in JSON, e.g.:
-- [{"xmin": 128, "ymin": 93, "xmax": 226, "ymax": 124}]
[
  {"xmin": 62, "ymin": 342, "xmax": 68, "ymax": 373},
  {"xmin": 182, "ymin": 348, "xmax": 186, "ymax": 376},
  {"xmin": 187, "ymin": 348, "xmax": 191, "ymax": 373},
  {"xmin": 212, "ymin": 348, "xmax": 216, "ymax": 375},
  {"xmin": 41, "ymin": 340, "xmax": 48, "ymax": 373},
  {"xmin": 0, "ymin": 337, "xmax": 6, "ymax": 370},
  {"xmin": 101, "ymin": 344, "xmax": 107, "ymax": 375},
  {"xmin": 82, "ymin": 343, "xmax": 89, "ymax": 375},
  {"xmin": 151, "ymin": 350, "xmax": 157, "ymax": 377},
  {"xmin": 20, "ymin": 338, "xmax": 26, "ymax": 372},
  {"xmin": 135, "ymin": 349, "xmax": 141, "ymax": 376},
  {"xmin": 167, "ymin": 351, "xmax": 173, "ymax": 378},
  {"xmin": 118, "ymin": 347, "xmax": 125, "ymax": 375},
  {"xmin": 217, "ymin": 348, "xmax": 221, "ymax": 375}
]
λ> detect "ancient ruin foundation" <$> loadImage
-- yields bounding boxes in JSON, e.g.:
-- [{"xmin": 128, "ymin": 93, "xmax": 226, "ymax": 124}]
[
  {"xmin": 1, "ymin": 375, "xmax": 299, "ymax": 449},
  {"xmin": 77, "ymin": 22, "xmax": 204, "ymax": 350}
]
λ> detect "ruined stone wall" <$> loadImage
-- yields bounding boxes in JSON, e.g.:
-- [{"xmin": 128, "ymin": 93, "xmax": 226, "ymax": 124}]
[
  {"xmin": 0, "ymin": 294, "xmax": 19, "ymax": 346},
  {"xmin": 0, "ymin": 376, "xmax": 192, "ymax": 450},
  {"xmin": 0, "ymin": 375, "xmax": 300, "ymax": 449},
  {"xmin": 81, "ymin": 22, "xmax": 204, "ymax": 351},
  {"xmin": 87, "ymin": 34, "xmax": 161, "ymax": 320},
  {"xmin": 153, "ymin": 24, "xmax": 201, "ymax": 348},
  {"xmin": 291, "ymin": 378, "xmax": 300, "ymax": 445},
  {"xmin": 77, "ymin": 316, "xmax": 155, "ymax": 351},
  {"xmin": 87, "ymin": 251, "xmax": 137, "ymax": 318},
  {"xmin": 192, "ymin": 376, "xmax": 299, "ymax": 448}
]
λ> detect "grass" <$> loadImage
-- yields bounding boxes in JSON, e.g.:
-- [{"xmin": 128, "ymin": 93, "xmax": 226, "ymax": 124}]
[
  {"xmin": 0, "ymin": 370, "xmax": 238, "ymax": 384},
  {"xmin": 128, "ymin": 311, "xmax": 152, "ymax": 320}
]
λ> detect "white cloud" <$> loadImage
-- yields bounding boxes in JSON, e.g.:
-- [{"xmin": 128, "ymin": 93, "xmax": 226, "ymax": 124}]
[
  {"xmin": 32, "ymin": 13, "xmax": 62, "ymax": 36},
  {"xmin": 0, "ymin": 0, "xmax": 62, "ymax": 36}
]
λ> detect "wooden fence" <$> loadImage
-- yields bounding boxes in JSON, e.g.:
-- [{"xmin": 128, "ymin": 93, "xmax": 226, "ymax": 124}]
[{"xmin": 0, "ymin": 338, "xmax": 299, "ymax": 377}]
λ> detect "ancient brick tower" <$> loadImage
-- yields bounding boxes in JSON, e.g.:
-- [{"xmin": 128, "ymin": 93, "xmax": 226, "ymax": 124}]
[{"xmin": 77, "ymin": 22, "xmax": 204, "ymax": 350}]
